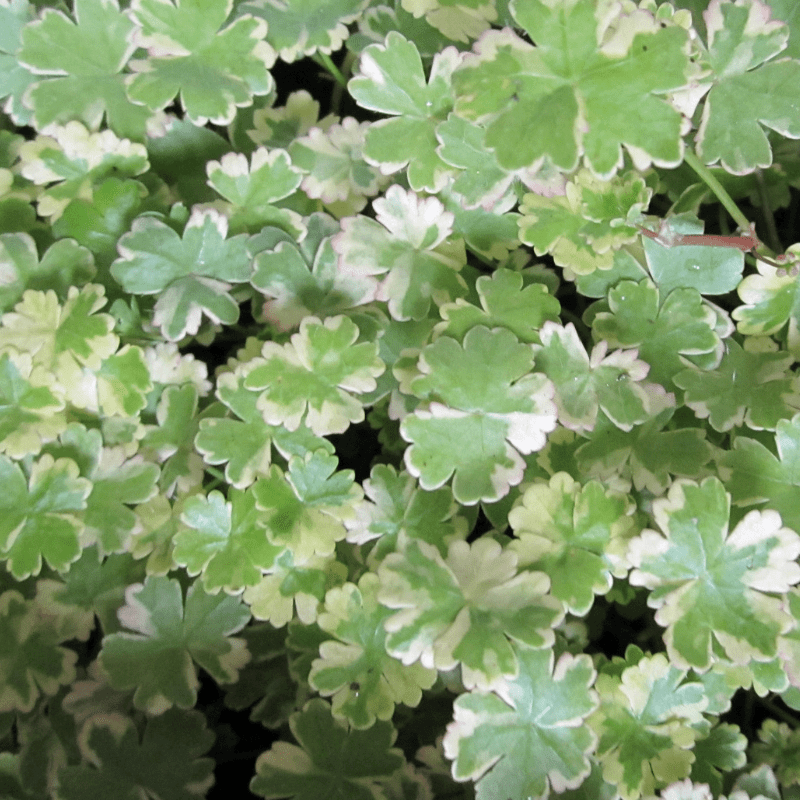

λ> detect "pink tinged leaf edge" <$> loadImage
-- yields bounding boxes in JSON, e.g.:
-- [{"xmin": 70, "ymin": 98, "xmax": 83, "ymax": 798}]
[{"xmin": 703, "ymin": 0, "xmax": 786, "ymax": 49}]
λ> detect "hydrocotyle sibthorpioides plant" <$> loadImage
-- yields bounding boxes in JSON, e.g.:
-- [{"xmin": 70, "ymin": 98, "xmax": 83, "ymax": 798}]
[{"xmin": 2, "ymin": 0, "xmax": 800, "ymax": 798}]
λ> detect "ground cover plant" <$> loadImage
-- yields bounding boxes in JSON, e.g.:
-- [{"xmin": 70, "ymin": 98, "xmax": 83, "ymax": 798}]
[{"xmin": 1, "ymin": 0, "xmax": 800, "ymax": 797}]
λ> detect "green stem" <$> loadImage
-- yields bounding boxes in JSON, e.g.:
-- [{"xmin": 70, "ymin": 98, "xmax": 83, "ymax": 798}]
[
  {"xmin": 314, "ymin": 52, "xmax": 347, "ymax": 89},
  {"xmin": 204, "ymin": 467, "xmax": 226, "ymax": 492},
  {"xmin": 683, "ymin": 149, "xmax": 751, "ymax": 232},
  {"xmin": 758, "ymin": 696, "xmax": 800, "ymax": 729},
  {"xmin": 755, "ymin": 169, "xmax": 782, "ymax": 252}
]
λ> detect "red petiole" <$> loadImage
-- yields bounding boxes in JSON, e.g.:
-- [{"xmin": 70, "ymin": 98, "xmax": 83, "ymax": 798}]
[{"xmin": 638, "ymin": 222, "xmax": 790, "ymax": 268}]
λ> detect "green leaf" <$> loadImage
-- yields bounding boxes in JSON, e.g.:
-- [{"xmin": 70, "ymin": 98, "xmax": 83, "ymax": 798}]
[
  {"xmin": 439, "ymin": 183, "xmax": 524, "ymax": 261},
  {"xmin": 401, "ymin": 325, "xmax": 557, "ymax": 504},
  {"xmin": 42, "ymin": 545, "xmax": 145, "ymax": 635},
  {"xmin": 206, "ymin": 147, "xmax": 303, "ymax": 235},
  {"xmin": 54, "ymin": 709, "xmax": 214, "ymax": 800},
  {"xmin": 99, "ymin": 575, "xmax": 251, "ymax": 713},
  {"xmin": 675, "ymin": 339, "xmax": 800, "ymax": 431},
  {"xmin": 243, "ymin": 315, "xmax": 384, "ymax": 436},
  {"xmin": 434, "ymin": 267, "xmax": 561, "ymax": 344},
  {"xmin": 195, "ymin": 368, "xmax": 333, "ymax": 489},
  {"xmin": 695, "ymin": 0, "xmax": 800, "ymax": 174},
  {"xmin": 0, "ymin": 590, "xmax": 77, "ymax": 713},
  {"xmin": 251, "ymin": 450, "xmax": 362, "ymax": 562},
  {"xmin": 639, "ymin": 219, "xmax": 746, "ymax": 296},
  {"xmin": 243, "ymin": 548, "xmax": 347, "ymax": 628},
  {"xmin": 592, "ymin": 279, "xmax": 724, "ymax": 394},
  {"xmin": 250, "ymin": 698, "xmax": 405, "ymax": 800},
  {"xmin": 378, "ymin": 537, "xmax": 563, "ymax": 689},
  {"xmin": 733, "ymin": 258, "xmax": 800, "ymax": 357},
  {"xmin": 508, "ymin": 472, "xmax": 637, "ymax": 616},
  {"xmin": 574, "ymin": 247, "xmax": 649, "ymax": 299},
  {"xmin": 94, "ymin": 344, "xmax": 152, "ymax": 417},
  {"xmin": 0, "ymin": 233, "xmax": 95, "ymax": 312},
  {"xmin": 590, "ymin": 649, "xmax": 708, "ymax": 799},
  {"xmin": 127, "ymin": 494, "xmax": 182, "ymax": 576},
  {"xmin": 451, "ymin": 1, "xmax": 691, "ymax": 175},
  {"xmin": 532, "ymin": 322, "xmax": 674, "ymax": 432},
  {"xmin": 627, "ymin": 477, "xmax": 800, "ymax": 670},
  {"xmin": 0, "ymin": 454, "xmax": 90, "ymax": 579},
  {"xmin": 345, "ymin": 463, "xmax": 469, "ymax": 564},
  {"xmin": 140, "ymin": 384, "xmax": 204, "ymax": 497},
  {"xmin": 82, "ymin": 446, "xmax": 159, "ymax": 555},
  {"xmin": 690, "ymin": 722, "xmax": 747, "ymax": 797},
  {"xmin": 719, "ymin": 414, "xmax": 800, "ymax": 533},
  {"xmin": 126, "ymin": 0, "xmax": 275, "ymax": 126},
  {"xmin": 332, "ymin": 184, "xmax": 468, "ymax": 321},
  {"xmin": 51, "ymin": 177, "xmax": 145, "ymax": 273},
  {"xmin": 309, "ymin": 573, "xmax": 437, "ymax": 729},
  {"xmin": 750, "ymin": 719, "xmax": 800, "ymax": 788},
  {"xmin": 435, "ymin": 114, "xmax": 520, "ymax": 210},
  {"xmin": 174, "ymin": 487, "xmax": 283, "ymax": 593},
  {"xmin": 0, "ymin": 0, "xmax": 36, "ymax": 127},
  {"xmin": 0, "ymin": 351, "xmax": 66, "ymax": 458},
  {"xmin": 289, "ymin": 117, "xmax": 388, "ymax": 214},
  {"xmin": 111, "ymin": 210, "xmax": 252, "ymax": 341},
  {"xmin": 443, "ymin": 646, "xmax": 598, "ymax": 799},
  {"xmin": 250, "ymin": 213, "xmax": 377, "ymax": 331},
  {"xmin": 238, "ymin": 0, "xmax": 369, "ymax": 63},
  {"xmin": 16, "ymin": 0, "xmax": 153, "ymax": 138},
  {"xmin": 348, "ymin": 32, "xmax": 457, "ymax": 191},
  {"xmin": 575, "ymin": 409, "xmax": 714, "ymax": 494}
]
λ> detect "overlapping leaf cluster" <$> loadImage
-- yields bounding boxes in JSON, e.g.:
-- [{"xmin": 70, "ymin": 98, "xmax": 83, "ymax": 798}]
[{"xmin": 1, "ymin": 0, "xmax": 800, "ymax": 798}]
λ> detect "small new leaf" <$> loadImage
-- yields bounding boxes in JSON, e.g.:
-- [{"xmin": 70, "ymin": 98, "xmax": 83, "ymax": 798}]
[
  {"xmin": 175, "ymin": 487, "xmax": 283, "ymax": 594},
  {"xmin": 111, "ymin": 209, "xmax": 252, "ymax": 341},
  {"xmin": 332, "ymin": 184, "xmax": 468, "ymax": 321},
  {"xmin": 243, "ymin": 315, "xmax": 384, "ymax": 436},
  {"xmin": 309, "ymin": 573, "xmax": 437, "ymax": 729},
  {"xmin": 509, "ymin": 472, "xmax": 637, "ymax": 616}
]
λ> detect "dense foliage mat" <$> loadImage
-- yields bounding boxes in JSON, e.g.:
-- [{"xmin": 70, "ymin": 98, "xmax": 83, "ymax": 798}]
[{"xmin": 1, "ymin": 0, "xmax": 800, "ymax": 798}]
